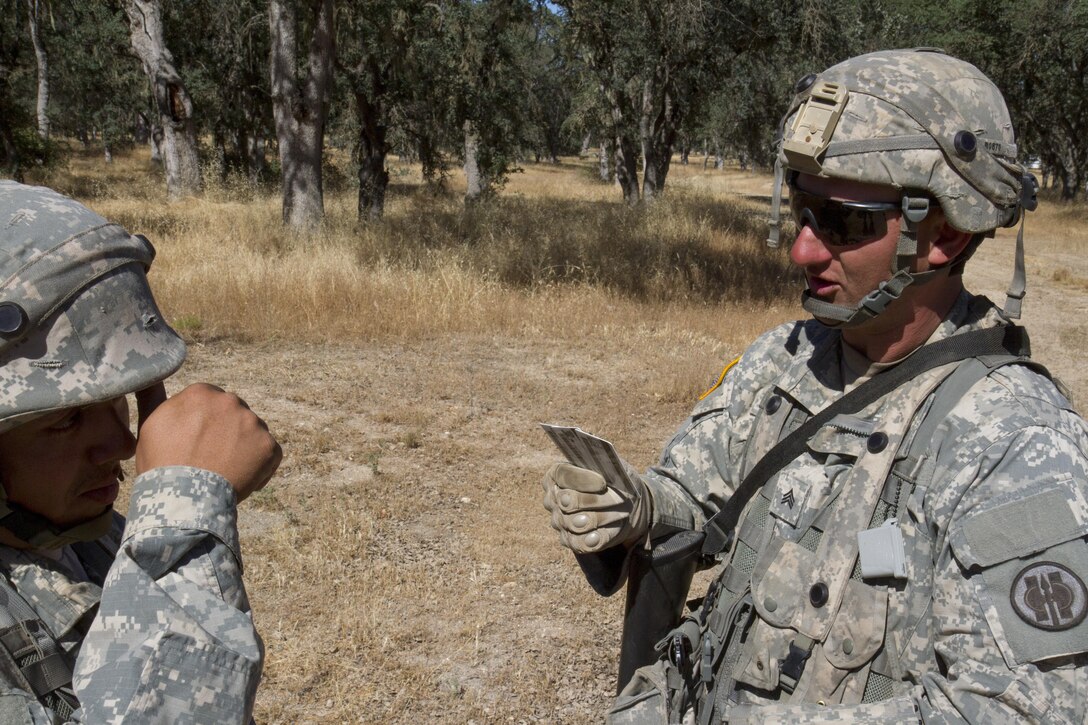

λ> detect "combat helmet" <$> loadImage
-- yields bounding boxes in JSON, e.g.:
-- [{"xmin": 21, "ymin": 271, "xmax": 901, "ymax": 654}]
[
  {"xmin": 767, "ymin": 48, "xmax": 1038, "ymax": 327},
  {"xmin": 0, "ymin": 181, "xmax": 186, "ymax": 547}
]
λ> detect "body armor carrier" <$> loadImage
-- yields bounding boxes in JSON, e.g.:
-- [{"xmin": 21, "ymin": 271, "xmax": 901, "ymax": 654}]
[{"xmin": 644, "ymin": 337, "xmax": 1046, "ymax": 722}]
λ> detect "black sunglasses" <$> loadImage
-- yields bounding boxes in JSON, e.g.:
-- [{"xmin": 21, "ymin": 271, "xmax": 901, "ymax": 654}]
[{"xmin": 788, "ymin": 187, "xmax": 900, "ymax": 247}]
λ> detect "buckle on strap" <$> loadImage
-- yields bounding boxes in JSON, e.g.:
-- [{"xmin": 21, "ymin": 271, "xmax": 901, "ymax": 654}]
[
  {"xmin": 778, "ymin": 636, "xmax": 815, "ymax": 694},
  {"xmin": 701, "ymin": 518, "xmax": 733, "ymax": 556},
  {"xmin": 901, "ymin": 196, "xmax": 930, "ymax": 225}
]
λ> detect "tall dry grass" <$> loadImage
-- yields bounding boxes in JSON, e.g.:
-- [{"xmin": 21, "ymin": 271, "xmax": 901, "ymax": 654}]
[
  {"xmin": 27, "ymin": 147, "xmax": 1088, "ymax": 399},
  {"xmin": 25, "ymin": 149, "xmax": 800, "ymax": 355}
]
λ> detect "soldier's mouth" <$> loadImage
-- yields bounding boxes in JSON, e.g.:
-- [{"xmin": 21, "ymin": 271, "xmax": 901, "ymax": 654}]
[
  {"xmin": 80, "ymin": 469, "xmax": 122, "ymax": 505},
  {"xmin": 807, "ymin": 274, "xmax": 839, "ymax": 296}
]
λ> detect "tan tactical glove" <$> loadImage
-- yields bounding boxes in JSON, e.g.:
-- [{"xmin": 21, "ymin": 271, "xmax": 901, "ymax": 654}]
[{"xmin": 542, "ymin": 462, "xmax": 651, "ymax": 554}]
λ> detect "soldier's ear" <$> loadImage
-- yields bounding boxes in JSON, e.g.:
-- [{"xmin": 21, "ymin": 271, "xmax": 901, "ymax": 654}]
[{"xmin": 926, "ymin": 216, "xmax": 973, "ymax": 268}]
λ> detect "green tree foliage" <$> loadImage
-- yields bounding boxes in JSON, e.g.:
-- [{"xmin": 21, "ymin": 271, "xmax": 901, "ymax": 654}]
[
  {"xmin": 559, "ymin": 0, "xmax": 722, "ymax": 204},
  {"xmin": 879, "ymin": 0, "xmax": 1088, "ymax": 201},
  {"xmin": 522, "ymin": 4, "xmax": 574, "ymax": 164},
  {"xmin": 446, "ymin": 0, "xmax": 535, "ymax": 200},
  {"xmin": 1, "ymin": 0, "xmax": 143, "ymax": 174},
  {"xmin": 337, "ymin": 0, "xmax": 454, "ymax": 217},
  {"xmin": 0, "ymin": 0, "xmax": 37, "ymax": 177},
  {"xmin": 2, "ymin": 0, "xmax": 1086, "ymax": 205},
  {"xmin": 49, "ymin": 1, "xmax": 144, "ymax": 158},
  {"xmin": 1013, "ymin": 1, "xmax": 1088, "ymax": 200},
  {"xmin": 688, "ymin": 0, "xmax": 914, "ymax": 172},
  {"xmin": 161, "ymin": 0, "xmax": 273, "ymax": 181}
]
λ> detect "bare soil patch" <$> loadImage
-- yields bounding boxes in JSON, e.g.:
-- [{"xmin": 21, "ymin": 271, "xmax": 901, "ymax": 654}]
[{"xmin": 168, "ymin": 330, "xmax": 739, "ymax": 723}]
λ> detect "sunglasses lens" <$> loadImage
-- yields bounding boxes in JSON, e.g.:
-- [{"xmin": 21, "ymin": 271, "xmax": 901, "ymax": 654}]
[{"xmin": 788, "ymin": 190, "xmax": 890, "ymax": 246}]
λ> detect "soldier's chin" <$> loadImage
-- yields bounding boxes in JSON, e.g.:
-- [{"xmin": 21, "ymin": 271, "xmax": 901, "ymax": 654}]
[{"xmin": 811, "ymin": 313, "xmax": 847, "ymax": 329}]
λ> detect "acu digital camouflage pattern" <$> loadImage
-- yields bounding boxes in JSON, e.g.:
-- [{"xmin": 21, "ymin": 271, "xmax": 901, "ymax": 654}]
[
  {"xmin": 780, "ymin": 49, "xmax": 1024, "ymax": 233},
  {"xmin": 0, "ymin": 182, "xmax": 260, "ymax": 722},
  {"xmin": 0, "ymin": 467, "xmax": 263, "ymax": 724},
  {"xmin": 0, "ymin": 180, "xmax": 185, "ymax": 434},
  {"xmin": 608, "ymin": 293, "xmax": 1088, "ymax": 723}
]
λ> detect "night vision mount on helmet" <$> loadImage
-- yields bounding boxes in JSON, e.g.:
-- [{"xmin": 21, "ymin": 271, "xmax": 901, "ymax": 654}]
[{"xmin": 767, "ymin": 48, "xmax": 1039, "ymax": 327}]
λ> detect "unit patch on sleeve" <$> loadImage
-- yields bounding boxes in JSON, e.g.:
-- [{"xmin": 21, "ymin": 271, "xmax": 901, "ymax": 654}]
[{"xmin": 1010, "ymin": 561, "xmax": 1088, "ymax": 631}]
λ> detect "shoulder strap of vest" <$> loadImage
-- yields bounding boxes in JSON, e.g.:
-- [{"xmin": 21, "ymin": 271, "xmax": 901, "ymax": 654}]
[
  {"xmin": 0, "ymin": 571, "xmax": 79, "ymax": 718},
  {"xmin": 888, "ymin": 352, "xmax": 1051, "ymax": 518},
  {"xmin": 701, "ymin": 325, "xmax": 1031, "ymax": 556}
]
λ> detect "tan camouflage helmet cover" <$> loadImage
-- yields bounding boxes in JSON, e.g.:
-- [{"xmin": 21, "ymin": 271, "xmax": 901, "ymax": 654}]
[
  {"xmin": 0, "ymin": 181, "xmax": 186, "ymax": 432},
  {"xmin": 769, "ymin": 48, "xmax": 1037, "ymax": 324},
  {"xmin": 780, "ymin": 48, "xmax": 1027, "ymax": 231}
]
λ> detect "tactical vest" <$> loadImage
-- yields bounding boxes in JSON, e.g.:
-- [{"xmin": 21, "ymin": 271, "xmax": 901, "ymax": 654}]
[
  {"xmin": 647, "ymin": 350, "xmax": 1049, "ymax": 723},
  {"xmin": 0, "ymin": 536, "xmax": 117, "ymax": 724}
]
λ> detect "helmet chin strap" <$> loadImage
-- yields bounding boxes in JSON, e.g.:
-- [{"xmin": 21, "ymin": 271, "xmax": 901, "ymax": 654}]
[
  {"xmin": 0, "ymin": 494, "xmax": 115, "ymax": 549},
  {"xmin": 800, "ymin": 195, "xmax": 945, "ymax": 329}
]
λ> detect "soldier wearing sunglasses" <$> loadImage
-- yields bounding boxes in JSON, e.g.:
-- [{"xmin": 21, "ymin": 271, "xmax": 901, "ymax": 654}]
[{"xmin": 543, "ymin": 49, "xmax": 1088, "ymax": 722}]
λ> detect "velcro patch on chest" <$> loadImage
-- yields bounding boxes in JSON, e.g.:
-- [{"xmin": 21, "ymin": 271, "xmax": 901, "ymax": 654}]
[{"xmin": 768, "ymin": 467, "xmax": 811, "ymax": 529}]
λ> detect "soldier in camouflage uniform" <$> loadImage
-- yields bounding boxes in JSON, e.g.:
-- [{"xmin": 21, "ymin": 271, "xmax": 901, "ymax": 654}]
[
  {"xmin": 543, "ymin": 49, "xmax": 1088, "ymax": 722},
  {"xmin": 0, "ymin": 181, "xmax": 281, "ymax": 723}
]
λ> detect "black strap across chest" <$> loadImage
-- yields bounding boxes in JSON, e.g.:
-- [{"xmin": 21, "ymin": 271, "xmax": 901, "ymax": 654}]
[{"xmin": 700, "ymin": 324, "xmax": 1031, "ymax": 556}]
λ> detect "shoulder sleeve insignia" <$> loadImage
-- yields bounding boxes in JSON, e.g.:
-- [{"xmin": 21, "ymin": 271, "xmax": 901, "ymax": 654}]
[
  {"xmin": 699, "ymin": 356, "xmax": 742, "ymax": 401},
  {"xmin": 1011, "ymin": 561, "xmax": 1088, "ymax": 631}
]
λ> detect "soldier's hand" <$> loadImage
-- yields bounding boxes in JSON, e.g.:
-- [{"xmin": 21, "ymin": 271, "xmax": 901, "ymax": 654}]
[
  {"xmin": 542, "ymin": 462, "xmax": 650, "ymax": 554},
  {"xmin": 134, "ymin": 382, "xmax": 282, "ymax": 502}
]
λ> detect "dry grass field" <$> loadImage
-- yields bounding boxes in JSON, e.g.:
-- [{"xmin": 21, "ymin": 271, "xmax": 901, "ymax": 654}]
[{"xmin": 21, "ymin": 149, "xmax": 1088, "ymax": 723}]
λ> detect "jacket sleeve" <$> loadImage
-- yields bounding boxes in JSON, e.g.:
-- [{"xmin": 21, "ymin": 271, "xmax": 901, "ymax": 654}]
[
  {"xmin": 641, "ymin": 324, "xmax": 802, "ymax": 538},
  {"xmin": 69, "ymin": 466, "xmax": 263, "ymax": 724}
]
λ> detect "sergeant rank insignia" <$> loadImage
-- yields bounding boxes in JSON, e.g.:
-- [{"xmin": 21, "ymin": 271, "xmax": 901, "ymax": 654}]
[{"xmin": 1010, "ymin": 561, "xmax": 1088, "ymax": 631}]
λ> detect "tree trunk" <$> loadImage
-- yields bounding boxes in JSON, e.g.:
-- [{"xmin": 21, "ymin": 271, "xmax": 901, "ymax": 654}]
[
  {"xmin": 614, "ymin": 133, "xmax": 640, "ymax": 205},
  {"xmin": 640, "ymin": 72, "xmax": 678, "ymax": 202},
  {"xmin": 238, "ymin": 103, "xmax": 267, "ymax": 182},
  {"xmin": 213, "ymin": 131, "xmax": 227, "ymax": 181},
  {"xmin": 641, "ymin": 117, "xmax": 661, "ymax": 201},
  {"xmin": 0, "ymin": 118, "xmax": 21, "ymax": 181},
  {"xmin": 150, "ymin": 124, "xmax": 163, "ymax": 164},
  {"xmin": 598, "ymin": 141, "xmax": 611, "ymax": 182},
  {"xmin": 603, "ymin": 83, "xmax": 640, "ymax": 205},
  {"xmin": 463, "ymin": 120, "xmax": 485, "ymax": 202},
  {"xmin": 270, "ymin": 0, "xmax": 334, "ymax": 231},
  {"xmin": 419, "ymin": 134, "xmax": 443, "ymax": 190},
  {"xmin": 354, "ymin": 88, "xmax": 389, "ymax": 221},
  {"xmin": 135, "ymin": 111, "xmax": 150, "ymax": 143},
  {"xmin": 26, "ymin": 0, "xmax": 49, "ymax": 140},
  {"xmin": 580, "ymin": 132, "xmax": 592, "ymax": 157},
  {"xmin": 248, "ymin": 134, "xmax": 267, "ymax": 182},
  {"xmin": 123, "ymin": 0, "xmax": 202, "ymax": 199},
  {"xmin": 1060, "ymin": 168, "xmax": 1074, "ymax": 201}
]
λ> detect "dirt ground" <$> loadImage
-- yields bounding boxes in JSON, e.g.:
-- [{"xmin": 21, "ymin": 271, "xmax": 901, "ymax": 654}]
[{"xmin": 163, "ymin": 221, "xmax": 1087, "ymax": 723}]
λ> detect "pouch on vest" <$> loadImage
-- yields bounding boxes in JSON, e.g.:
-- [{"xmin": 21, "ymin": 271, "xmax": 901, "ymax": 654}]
[{"xmin": 737, "ymin": 537, "xmax": 887, "ymax": 701}]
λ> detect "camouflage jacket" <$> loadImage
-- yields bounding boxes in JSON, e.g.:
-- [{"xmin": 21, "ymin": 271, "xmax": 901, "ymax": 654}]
[
  {"xmin": 0, "ymin": 467, "xmax": 263, "ymax": 724},
  {"xmin": 617, "ymin": 293, "xmax": 1088, "ymax": 723}
]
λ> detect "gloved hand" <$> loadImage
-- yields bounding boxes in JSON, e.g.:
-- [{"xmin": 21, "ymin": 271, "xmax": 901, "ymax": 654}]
[{"xmin": 542, "ymin": 462, "xmax": 651, "ymax": 554}]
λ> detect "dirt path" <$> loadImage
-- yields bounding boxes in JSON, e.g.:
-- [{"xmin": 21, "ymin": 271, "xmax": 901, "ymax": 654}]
[{"xmin": 163, "ymin": 226, "xmax": 1087, "ymax": 723}]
